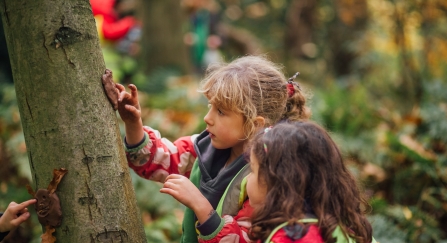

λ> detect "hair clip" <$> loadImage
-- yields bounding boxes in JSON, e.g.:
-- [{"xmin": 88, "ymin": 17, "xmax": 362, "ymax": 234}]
[
  {"xmin": 287, "ymin": 72, "xmax": 302, "ymax": 97},
  {"xmin": 288, "ymin": 72, "xmax": 300, "ymax": 82},
  {"xmin": 263, "ymin": 126, "xmax": 272, "ymax": 153}
]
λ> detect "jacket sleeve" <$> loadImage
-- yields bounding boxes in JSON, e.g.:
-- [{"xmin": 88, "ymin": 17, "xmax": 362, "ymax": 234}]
[
  {"xmin": 0, "ymin": 213, "xmax": 10, "ymax": 241},
  {"xmin": 198, "ymin": 200, "xmax": 254, "ymax": 243},
  {"xmin": 126, "ymin": 126, "xmax": 198, "ymax": 182}
]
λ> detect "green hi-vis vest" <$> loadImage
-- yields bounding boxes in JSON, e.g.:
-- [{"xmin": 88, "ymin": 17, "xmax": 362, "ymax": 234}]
[
  {"xmin": 265, "ymin": 218, "xmax": 378, "ymax": 243},
  {"xmin": 180, "ymin": 162, "xmax": 251, "ymax": 243}
]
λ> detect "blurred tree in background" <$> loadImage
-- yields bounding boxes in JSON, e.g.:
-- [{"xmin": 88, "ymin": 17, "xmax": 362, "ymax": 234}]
[{"xmin": 1, "ymin": 0, "xmax": 447, "ymax": 242}]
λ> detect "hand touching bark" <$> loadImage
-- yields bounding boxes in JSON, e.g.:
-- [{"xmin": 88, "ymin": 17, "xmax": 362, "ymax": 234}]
[
  {"xmin": 160, "ymin": 174, "xmax": 214, "ymax": 224},
  {"xmin": 101, "ymin": 69, "xmax": 141, "ymax": 124},
  {"xmin": 102, "ymin": 69, "xmax": 119, "ymax": 110},
  {"xmin": 116, "ymin": 83, "xmax": 142, "ymax": 125},
  {"xmin": 101, "ymin": 69, "xmax": 144, "ymax": 145},
  {"xmin": 0, "ymin": 199, "xmax": 36, "ymax": 233}
]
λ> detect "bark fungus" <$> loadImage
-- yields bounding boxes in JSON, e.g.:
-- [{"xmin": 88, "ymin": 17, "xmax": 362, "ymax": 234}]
[
  {"xmin": 35, "ymin": 189, "xmax": 63, "ymax": 227},
  {"xmin": 27, "ymin": 168, "xmax": 68, "ymax": 243}
]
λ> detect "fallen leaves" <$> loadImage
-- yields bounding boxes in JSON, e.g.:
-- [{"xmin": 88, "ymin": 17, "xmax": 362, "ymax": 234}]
[{"xmin": 41, "ymin": 225, "xmax": 56, "ymax": 243}]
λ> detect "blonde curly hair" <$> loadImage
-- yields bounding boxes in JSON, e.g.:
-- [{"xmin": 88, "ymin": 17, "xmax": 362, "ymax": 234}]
[{"xmin": 198, "ymin": 55, "xmax": 311, "ymax": 139}]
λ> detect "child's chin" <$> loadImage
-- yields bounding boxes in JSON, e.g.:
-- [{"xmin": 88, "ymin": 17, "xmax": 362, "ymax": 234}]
[{"xmin": 210, "ymin": 141, "xmax": 228, "ymax": 150}]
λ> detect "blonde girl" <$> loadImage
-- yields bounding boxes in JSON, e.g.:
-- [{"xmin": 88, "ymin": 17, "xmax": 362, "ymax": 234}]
[{"xmin": 103, "ymin": 55, "xmax": 310, "ymax": 243}]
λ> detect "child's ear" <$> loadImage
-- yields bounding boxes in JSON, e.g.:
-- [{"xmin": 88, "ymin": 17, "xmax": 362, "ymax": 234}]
[{"xmin": 253, "ymin": 116, "xmax": 265, "ymax": 128}]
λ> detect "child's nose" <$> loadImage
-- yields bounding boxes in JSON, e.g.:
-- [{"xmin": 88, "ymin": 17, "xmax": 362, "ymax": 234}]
[{"xmin": 203, "ymin": 111, "xmax": 213, "ymax": 125}]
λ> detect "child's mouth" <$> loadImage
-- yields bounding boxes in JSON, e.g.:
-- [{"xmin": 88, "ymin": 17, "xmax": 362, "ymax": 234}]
[{"xmin": 207, "ymin": 130, "xmax": 215, "ymax": 138}]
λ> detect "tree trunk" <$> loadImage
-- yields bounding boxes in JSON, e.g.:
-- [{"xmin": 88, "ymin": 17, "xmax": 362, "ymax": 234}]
[
  {"xmin": 0, "ymin": 0, "xmax": 146, "ymax": 242},
  {"xmin": 284, "ymin": 0, "xmax": 318, "ymax": 59},
  {"xmin": 139, "ymin": 0, "xmax": 191, "ymax": 74},
  {"xmin": 328, "ymin": 0, "xmax": 369, "ymax": 76}
]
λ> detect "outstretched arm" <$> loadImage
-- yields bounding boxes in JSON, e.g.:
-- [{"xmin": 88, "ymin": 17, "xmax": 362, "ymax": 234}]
[{"xmin": 102, "ymin": 70, "xmax": 198, "ymax": 182}]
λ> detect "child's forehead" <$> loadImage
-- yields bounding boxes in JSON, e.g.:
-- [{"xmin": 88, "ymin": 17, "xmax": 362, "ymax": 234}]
[{"xmin": 207, "ymin": 95, "xmax": 238, "ymax": 111}]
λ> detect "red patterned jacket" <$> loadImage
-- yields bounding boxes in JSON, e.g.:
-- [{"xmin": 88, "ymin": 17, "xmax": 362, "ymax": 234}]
[{"xmin": 124, "ymin": 126, "xmax": 254, "ymax": 243}]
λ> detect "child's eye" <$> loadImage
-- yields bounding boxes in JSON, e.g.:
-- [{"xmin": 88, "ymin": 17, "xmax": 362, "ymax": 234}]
[{"xmin": 217, "ymin": 109, "xmax": 224, "ymax": 115}]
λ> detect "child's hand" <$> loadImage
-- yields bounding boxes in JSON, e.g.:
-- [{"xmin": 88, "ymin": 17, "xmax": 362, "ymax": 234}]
[
  {"xmin": 101, "ymin": 69, "xmax": 119, "ymax": 110},
  {"xmin": 160, "ymin": 174, "xmax": 201, "ymax": 208},
  {"xmin": 0, "ymin": 199, "xmax": 36, "ymax": 233},
  {"xmin": 101, "ymin": 69, "xmax": 141, "ymax": 125},
  {"xmin": 116, "ymin": 83, "xmax": 141, "ymax": 125},
  {"xmin": 161, "ymin": 175, "xmax": 213, "ymax": 222}
]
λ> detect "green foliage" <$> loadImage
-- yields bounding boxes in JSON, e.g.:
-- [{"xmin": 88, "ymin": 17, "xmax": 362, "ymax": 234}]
[
  {"xmin": 311, "ymin": 82, "xmax": 380, "ymax": 136},
  {"xmin": 310, "ymin": 79, "xmax": 447, "ymax": 242},
  {"xmin": 420, "ymin": 81, "xmax": 447, "ymax": 144},
  {"xmin": 368, "ymin": 214, "xmax": 406, "ymax": 243},
  {"xmin": 102, "ymin": 46, "xmax": 138, "ymax": 82},
  {"xmin": 133, "ymin": 67, "xmax": 181, "ymax": 95},
  {"xmin": 2, "ymin": 0, "xmax": 447, "ymax": 242}
]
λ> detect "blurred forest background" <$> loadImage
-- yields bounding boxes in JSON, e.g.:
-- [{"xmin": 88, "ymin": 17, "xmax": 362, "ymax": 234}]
[{"xmin": 1, "ymin": 0, "xmax": 447, "ymax": 242}]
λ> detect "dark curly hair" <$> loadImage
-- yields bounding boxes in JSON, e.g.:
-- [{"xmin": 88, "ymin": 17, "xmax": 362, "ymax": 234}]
[{"xmin": 248, "ymin": 121, "xmax": 373, "ymax": 243}]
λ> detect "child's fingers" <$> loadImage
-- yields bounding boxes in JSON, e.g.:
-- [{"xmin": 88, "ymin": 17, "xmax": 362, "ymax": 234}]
[
  {"xmin": 124, "ymin": 104, "xmax": 140, "ymax": 114},
  {"xmin": 8, "ymin": 201, "xmax": 18, "ymax": 207},
  {"xmin": 163, "ymin": 181, "xmax": 181, "ymax": 193},
  {"xmin": 118, "ymin": 90, "xmax": 130, "ymax": 102},
  {"xmin": 17, "ymin": 207, "xmax": 29, "ymax": 215},
  {"xmin": 128, "ymin": 84, "xmax": 138, "ymax": 98},
  {"xmin": 116, "ymin": 83, "xmax": 126, "ymax": 93},
  {"xmin": 160, "ymin": 187, "xmax": 180, "ymax": 198},
  {"xmin": 7, "ymin": 199, "xmax": 35, "ymax": 215},
  {"xmin": 10, "ymin": 212, "xmax": 30, "ymax": 227},
  {"xmin": 164, "ymin": 174, "xmax": 182, "ymax": 182},
  {"xmin": 19, "ymin": 199, "xmax": 37, "ymax": 208},
  {"xmin": 101, "ymin": 70, "xmax": 113, "ymax": 84},
  {"xmin": 104, "ymin": 69, "xmax": 113, "ymax": 76},
  {"xmin": 159, "ymin": 188, "xmax": 174, "ymax": 196},
  {"xmin": 163, "ymin": 181, "xmax": 174, "ymax": 188},
  {"xmin": 13, "ymin": 199, "xmax": 36, "ymax": 213}
]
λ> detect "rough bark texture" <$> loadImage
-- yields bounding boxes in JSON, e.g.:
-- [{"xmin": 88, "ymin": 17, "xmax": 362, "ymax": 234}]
[
  {"xmin": 0, "ymin": 0, "xmax": 146, "ymax": 242},
  {"xmin": 139, "ymin": 0, "xmax": 191, "ymax": 74}
]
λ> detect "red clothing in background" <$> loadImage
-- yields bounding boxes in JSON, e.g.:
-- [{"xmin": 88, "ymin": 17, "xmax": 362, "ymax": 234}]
[{"xmin": 90, "ymin": 0, "xmax": 137, "ymax": 41}]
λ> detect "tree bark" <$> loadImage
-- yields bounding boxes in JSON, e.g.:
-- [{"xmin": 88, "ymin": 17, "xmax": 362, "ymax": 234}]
[{"xmin": 0, "ymin": 0, "xmax": 146, "ymax": 242}]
